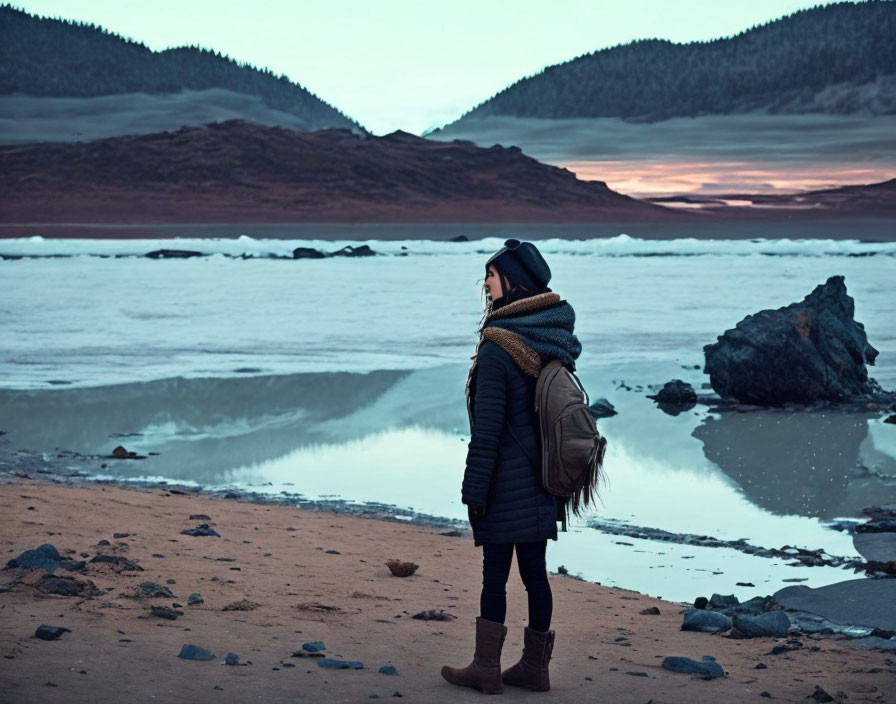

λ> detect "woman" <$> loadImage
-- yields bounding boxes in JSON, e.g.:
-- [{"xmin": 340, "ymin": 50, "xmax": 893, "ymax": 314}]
[{"xmin": 441, "ymin": 239, "xmax": 581, "ymax": 694}]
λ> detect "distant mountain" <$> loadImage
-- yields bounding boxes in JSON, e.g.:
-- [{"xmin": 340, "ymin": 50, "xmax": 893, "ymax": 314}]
[
  {"xmin": 438, "ymin": 2, "xmax": 896, "ymax": 128},
  {"xmin": 0, "ymin": 5, "xmax": 362, "ymax": 133},
  {"xmin": 650, "ymin": 178, "xmax": 896, "ymax": 217},
  {"xmin": 0, "ymin": 121, "xmax": 679, "ymax": 225}
]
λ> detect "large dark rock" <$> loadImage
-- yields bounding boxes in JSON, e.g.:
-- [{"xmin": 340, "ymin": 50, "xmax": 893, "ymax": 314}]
[{"xmin": 703, "ymin": 276, "xmax": 888, "ymax": 405}]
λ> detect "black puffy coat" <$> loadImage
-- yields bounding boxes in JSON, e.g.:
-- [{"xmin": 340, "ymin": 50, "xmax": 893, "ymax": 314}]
[{"xmin": 462, "ymin": 340, "xmax": 559, "ymax": 545}]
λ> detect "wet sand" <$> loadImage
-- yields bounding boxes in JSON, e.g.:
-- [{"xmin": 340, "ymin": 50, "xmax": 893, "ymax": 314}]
[{"xmin": 0, "ymin": 478, "xmax": 893, "ymax": 703}]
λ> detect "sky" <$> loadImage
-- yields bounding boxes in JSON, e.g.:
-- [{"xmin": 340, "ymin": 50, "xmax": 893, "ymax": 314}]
[{"xmin": 11, "ymin": 0, "xmax": 846, "ymax": 135}]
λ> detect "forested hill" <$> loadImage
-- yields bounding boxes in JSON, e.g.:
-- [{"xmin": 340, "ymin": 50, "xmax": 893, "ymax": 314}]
[
  {"xmin": 441, "ymin": 1, "xmax": 896, "ymax": 125},
  {"xmin": 0, "ymin": 5, "xmax": 362, "ymax": 132}
]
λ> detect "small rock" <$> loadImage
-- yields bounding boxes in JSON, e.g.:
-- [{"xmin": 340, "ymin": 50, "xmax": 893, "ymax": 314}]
[
  {"xmin": 150, "ymin": 606, "xmax": 183, "ymax": 620},
  {"xmin": 33, "ymin": 574, "xmax": 100, "ymax": 597},
  {"xmin": 146, "ymin": 249, "xmax": 203, "ymax": 259},
  {"xmin": 379, "ymin": 665, "xmax": 398, "ymax": 675},
  {"xmin": 225, "ymin": 653, "xmax": 239, "ymax": 666},
  {"xmin": 769, "ymin": 638, "xmax": 803, "ymax": 655},
  {"xmin": 693, "ymin": 596, "xmax": 709, "ymax": 610},
  {"xmin": 181, "ymin": 524, "xmax": 220, "ymax": 537},
  {"xmin": 625, "ymin": 671, "xmax": 648, "ymax": 677},
  {"xmin": 35, "ymin": 625, "xmax": 70, "ymax": 641},
  {"xmin": 317, "ymin": 658, "xmax": 364, "ymax": 669},
  {"xmin": 639, "ymin": 607, "xmax": 660, "ymax": 615},
  {"xmin": 302, "ymin": 641, "xmax": 326, "ymax": 653},
  {"xmin": 709, "ymin": 593, "xmax": 739, "ymax": 609},
  {"xmin": 808, "ymin": 685, "xmax": 835, "ymax": 703},
  {"xmin": 588, "ymin": 398, "xmax": 617, "ymax": 418},
  {"xmin": 222, "ymin": 600, "xmax": 260, "ymax": 611},
  {"xmin": 178, "ymin": 644, "xmax": 215, "ymax": 661},
  {"xmin": 89, "ymin": 554, "xmax": 143, "ymax": 571},
  {"xmin": 439, "ymin": 530, "xmax": 462, "ymax": 537},
  {"xmin": 139, "ymin": 582, "xmax": 174, "ymax": 598},
  {"xmin": 329, "ymin": 245, "xmax": 375, "ymax": 258},
  {"xmin": 755, "ymin": 662, "xmax": 768, "ymax": 669},
  {"xmin": 113, "ymin": 532, "xmax": 130, "ymax": 539},
  {"xmin": 188, "ymin": 593, "xmax": 204, "ymax": 606},
  {"xmin": 189, "ymin": 514, "xmax": 211, "ymax": 521},
  {"xmin": 411, "ymin": 609, "xmax": 456, "ymax": 621},
  {"xmin": 760, "ymin": 692, "xmax": 771, "ymax": 698},
  {"xmin": 662, "ymin": 656, "xmax": 725, "ymax": 679},
  {"xmin": 325, "ymin": 550, "xmax": 341, "ymax": 555},
  {"xmin": 736, "ymin": 582, "xmax": 755, "ymax": 587},
  {"xmin": 292, "ymin": 247, "xmax": 327, "ymax": 259},
  {"xmin": 385, "ymin": 560, "xmax": 419, "ymax": 577},
  {"xmin": 648, "ymin": 380, "xmax": 697, "ymax": 413},
  {"xmin": 682, "ymin": 609, "xmax": 732, "ymax": 633}
]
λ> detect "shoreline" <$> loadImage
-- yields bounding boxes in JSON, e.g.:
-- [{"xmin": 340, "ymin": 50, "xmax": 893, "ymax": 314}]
[
  {"xmin": 2, "ymin": 217, "xmax": 896, "ymax": 241},
  {"xmin": 0, "ymin": 441, "xmax": 884, "ymax": 573},
  {"xmin": 1, "ymin": 474, "xmax": 894, "ymax": 703}
]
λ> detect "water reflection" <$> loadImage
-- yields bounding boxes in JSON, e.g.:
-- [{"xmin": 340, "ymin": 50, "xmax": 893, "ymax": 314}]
[
  {"xmin": 693, "ymin": 410, "xmax": 896, "ymax": 518},
  {"xmin": 0, "ymin": 370, "xmax": 410, "ymax": 483}
]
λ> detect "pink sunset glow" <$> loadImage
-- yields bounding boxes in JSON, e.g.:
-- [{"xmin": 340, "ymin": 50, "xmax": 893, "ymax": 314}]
[{"xmin": 561, "ymin": 160, "xmax": 896, "ymax": 198}]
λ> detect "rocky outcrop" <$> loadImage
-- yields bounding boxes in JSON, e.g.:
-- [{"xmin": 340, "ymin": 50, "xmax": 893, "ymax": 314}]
[
  {"xmin": 0, "ymin": 120, "xmax": 677, "ymax": 224},
  {"xmin": 703, "ymin": 276, "xmax": 892, "ymax": 405}
]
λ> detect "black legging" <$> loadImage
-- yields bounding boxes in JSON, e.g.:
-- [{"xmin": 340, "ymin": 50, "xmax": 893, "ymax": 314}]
[{"xmin": 480, "ymin": 540, "xmax": 552, "ymax": 632}]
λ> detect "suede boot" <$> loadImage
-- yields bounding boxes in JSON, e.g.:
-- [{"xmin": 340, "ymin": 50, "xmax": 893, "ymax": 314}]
[
  {"xmin": 441, "ymin": 616, "xmax": 508, "ymax": 694},
  {"xmin": 501, "ymin": 626, "xmax": 554, "ymax": 692}
]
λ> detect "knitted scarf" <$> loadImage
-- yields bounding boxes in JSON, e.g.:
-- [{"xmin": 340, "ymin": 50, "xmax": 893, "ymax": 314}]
[
  {"xmin": 474, "ymin": 291, "xmax": 581, "ymax": 378},
  {"xmin": 465, "ymin": 291, "xmax": 581, "ymax": 432}
]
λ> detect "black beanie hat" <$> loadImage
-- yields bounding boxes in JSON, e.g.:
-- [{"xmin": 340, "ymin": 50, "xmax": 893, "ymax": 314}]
[{"xmin": 485, "ymin": 239, "xmax": 551, "ymax": 292}]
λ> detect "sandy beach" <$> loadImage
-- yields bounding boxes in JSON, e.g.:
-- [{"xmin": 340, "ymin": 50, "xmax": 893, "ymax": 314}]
[{"xmin": 0, "ymin": 476, "xmax": 892, "ymax": 704}]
